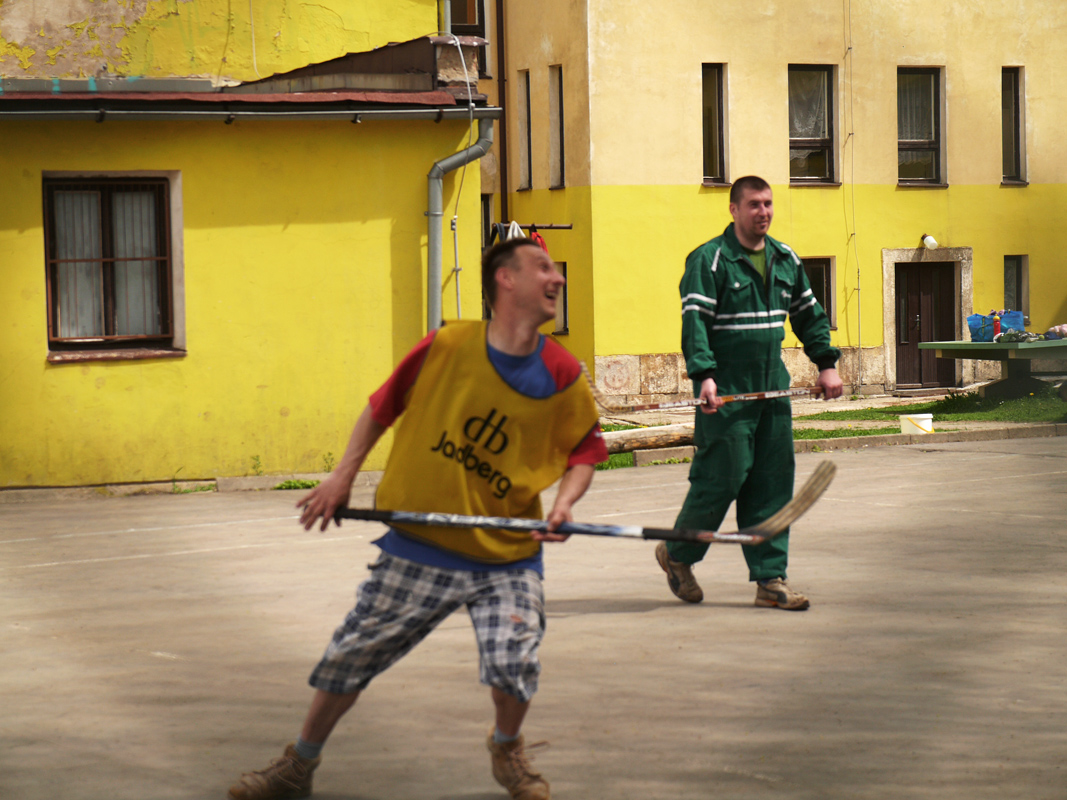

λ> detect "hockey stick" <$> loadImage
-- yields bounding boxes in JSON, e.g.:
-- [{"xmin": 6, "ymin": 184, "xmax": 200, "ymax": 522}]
[
  {"xmin": 333, "ymin": 461, "xmax": 836, "ymax": 545},
  {"xmin": 579, "ymin": 362, "xmax": 823, "ymax": 413}
]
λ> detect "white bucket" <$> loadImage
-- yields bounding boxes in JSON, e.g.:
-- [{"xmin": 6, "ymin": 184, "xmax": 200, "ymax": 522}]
[{"xmin": 900, "ymin": 413, "xmax": 934, "ymax": 435}]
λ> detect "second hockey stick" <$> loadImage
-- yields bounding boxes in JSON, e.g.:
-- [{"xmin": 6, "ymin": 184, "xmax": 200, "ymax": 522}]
[{"xmin": 579, "ymin": 362, "xmax": 823, "ymax": 413}]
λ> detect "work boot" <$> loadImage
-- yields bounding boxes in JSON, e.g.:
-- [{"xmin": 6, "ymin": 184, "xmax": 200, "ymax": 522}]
[
  {"xmin": 655, "ymin": 541, "xmax": 703, "ymax": 603},
  {"xmin": 755, "ymin": 578, "xmax": 810, "ymax": 611},
  {"xmin": 228, "ymin": 743, "xmax": 321, "ymax": 800},
  {"xmin": 487, "ymin": 730, "xmax": 550, "ymax": 800}
]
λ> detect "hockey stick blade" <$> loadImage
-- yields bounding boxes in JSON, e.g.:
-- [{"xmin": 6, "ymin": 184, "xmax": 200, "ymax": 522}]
[{"xmin": 734, "ymin": 460, "xmax": 837, "ymax": 540}]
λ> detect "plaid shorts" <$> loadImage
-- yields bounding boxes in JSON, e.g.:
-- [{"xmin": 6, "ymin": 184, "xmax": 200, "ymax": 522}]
[{"xmin": 308, "ymin": 553, "xmax": 546, "ymax": 702}]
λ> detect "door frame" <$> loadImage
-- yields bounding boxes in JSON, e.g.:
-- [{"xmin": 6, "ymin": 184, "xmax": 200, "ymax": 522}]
[{"xmin": 881, "ymin": 246, "xmax": 973, "ymax": 392}]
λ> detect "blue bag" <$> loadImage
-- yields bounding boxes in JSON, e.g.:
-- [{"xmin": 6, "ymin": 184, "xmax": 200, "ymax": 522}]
[{"xmin": 967, "ymin": 311, "xmax": 1026, "ymax": 341}]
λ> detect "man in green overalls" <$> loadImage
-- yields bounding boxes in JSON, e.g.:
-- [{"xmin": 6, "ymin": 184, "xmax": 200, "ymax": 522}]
[{"xmin": 656, "ymin": 175, "xmax": 843, "ymax": 610}]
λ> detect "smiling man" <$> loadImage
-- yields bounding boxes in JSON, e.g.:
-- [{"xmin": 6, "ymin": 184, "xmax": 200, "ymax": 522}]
[
  {"xmin": 228, "ymin": 238, "xmax": 606, "ymax": 800},
  {"xmin": 656, "ymin": 175, "xmax": 843, "ymax": 611}
]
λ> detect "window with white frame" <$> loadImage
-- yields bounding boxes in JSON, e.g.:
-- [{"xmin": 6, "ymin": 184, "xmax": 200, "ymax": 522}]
[{"xmin": 43, "ymin": 173, "xmax": 184, "ymax": 358}]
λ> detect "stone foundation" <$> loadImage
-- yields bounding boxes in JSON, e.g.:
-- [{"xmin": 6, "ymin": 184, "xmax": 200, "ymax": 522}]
[{"xmin": 594, "ymin": 347, "xmax": 887, "ymax": 404}]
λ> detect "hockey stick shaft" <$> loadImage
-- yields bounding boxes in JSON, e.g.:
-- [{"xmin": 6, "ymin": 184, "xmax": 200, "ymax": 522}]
[
  {"xmin": 579, "ymin": 362, "xmax": 822, "ymax": 413},
  {"xmin": 333, "ymin": 460, "xmax": 836, "ymax": 545},
  {"xmin": 334, "ymin": 507, "xmax": 764, "ymax": 544}
]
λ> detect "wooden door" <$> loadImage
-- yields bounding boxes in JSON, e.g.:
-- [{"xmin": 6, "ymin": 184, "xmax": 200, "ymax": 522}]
[{"xmin": 895, "ymin": 262, "xmax": 956, "ymax": 388}]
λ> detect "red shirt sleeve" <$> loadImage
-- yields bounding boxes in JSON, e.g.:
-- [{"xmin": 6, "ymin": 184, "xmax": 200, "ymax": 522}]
[
  {"xmin": 539, "ymin": 337, "xmax": 609, "ymax": 467},
  {"xmin": 568, "ymin": 423, "xmax": 609, "ymax": 467},
  {"xmin": 368, "ymin": 330, "xmax": 437, "ymax": 427}
]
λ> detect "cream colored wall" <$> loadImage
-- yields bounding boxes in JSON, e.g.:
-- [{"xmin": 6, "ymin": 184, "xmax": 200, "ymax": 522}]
[
  {"xmin": 0, "ymin": 118, "xmax": 483, "ymax": 487},
  {"xmin": 0, "ymin": 0, "xmax": 436, "ymax": 81},
  {"xmin": 567, "ymin": 1, "xmax": 1067, "ymax": 369},
  {"xmin": 504, "ymin": 0, "xmax": 591, "ymax": 190}
]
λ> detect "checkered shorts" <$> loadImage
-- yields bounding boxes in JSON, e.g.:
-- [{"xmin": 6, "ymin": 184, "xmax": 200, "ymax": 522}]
[{"xmin": 308, "ymin": 553, "xmax": 546, "ymax": 702}]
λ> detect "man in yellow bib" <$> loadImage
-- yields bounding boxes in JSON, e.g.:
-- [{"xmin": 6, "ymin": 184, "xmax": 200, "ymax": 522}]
[{"xmin": 228, "ymin": 238, "xmax": 606, "ymax": 800}]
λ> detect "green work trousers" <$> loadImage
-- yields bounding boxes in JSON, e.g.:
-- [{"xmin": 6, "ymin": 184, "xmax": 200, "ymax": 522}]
[{"xmin": 667, "ymin": 397, "xmax": 794, "ymax": 582}]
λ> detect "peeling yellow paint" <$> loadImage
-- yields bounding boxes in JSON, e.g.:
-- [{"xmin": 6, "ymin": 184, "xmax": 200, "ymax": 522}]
[{"xmin": 1, "ymin": 0, "xmax": 435, "ymax": 81}]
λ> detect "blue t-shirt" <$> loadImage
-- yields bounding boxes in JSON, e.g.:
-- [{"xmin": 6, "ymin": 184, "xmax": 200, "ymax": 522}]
[{"xmin": 373, "ymin": 335, "xmax": 556, "ymax": 575}]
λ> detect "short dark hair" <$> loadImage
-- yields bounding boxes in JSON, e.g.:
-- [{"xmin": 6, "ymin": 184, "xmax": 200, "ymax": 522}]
[
  {"xmin": 729, "ymin": 175, "xmax": 771, "ymax": 205},
  {"xmin": 481, "ymin": 238, "xmax": 542, "ymax": 307}
]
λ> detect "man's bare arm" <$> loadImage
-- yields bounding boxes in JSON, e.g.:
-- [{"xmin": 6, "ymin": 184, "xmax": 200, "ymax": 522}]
[
  {"xmin": 533, "ymin": 463, "xmax": 597, "ymax": 542},
  {"xmin": 297, "ymin": 405, "xmax": 387, "ymax": 532}
]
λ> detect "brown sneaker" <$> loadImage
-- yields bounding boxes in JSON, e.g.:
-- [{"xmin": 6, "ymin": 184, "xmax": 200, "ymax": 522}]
[
  {"xmin": 228, "ymin": 743, "xmax": 321, "ymax": 800},
  {"xmin": 486, "ymin": 730, "xmax": 550, "ymax": 800},
  {"xmin": 655, "ymin": 541, "xmax": 703, "ymax": 603},
  {"xmin": 755, "ymin": 578, "xmax": 810, "ymax": 611}
]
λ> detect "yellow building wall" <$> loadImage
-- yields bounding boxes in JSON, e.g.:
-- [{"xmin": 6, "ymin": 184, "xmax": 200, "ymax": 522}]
[
  {"xmin": 0, "ymin": 0, "xmax": 436, "ymax": 81},
  {"xmin": 504, "ymin": 0, "xmax": 1067, "ymax": 378},
  {"xmin": 0, "ymin": 118, "xmax": 484, "ymax": 487}
]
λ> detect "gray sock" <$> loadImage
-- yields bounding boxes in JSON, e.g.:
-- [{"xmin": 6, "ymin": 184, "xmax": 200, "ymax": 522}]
[
  {"xmin": 493, "ymin": 728, "xmax": 520, "ymax": 744},
  {"xmin": 294, "ymin": 737, "xmax": 323, "ymax": 760}
]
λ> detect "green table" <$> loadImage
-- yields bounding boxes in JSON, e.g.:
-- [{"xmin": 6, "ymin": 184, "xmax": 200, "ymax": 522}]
[{"xmin": 918, "ymin": 339, "xmax": 1067, "ymax": 398}]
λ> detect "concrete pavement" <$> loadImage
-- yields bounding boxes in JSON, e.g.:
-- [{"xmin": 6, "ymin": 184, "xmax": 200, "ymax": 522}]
[{"xmin": 1, "ymin": 438, "xmax": 1065, "ymax": 799}]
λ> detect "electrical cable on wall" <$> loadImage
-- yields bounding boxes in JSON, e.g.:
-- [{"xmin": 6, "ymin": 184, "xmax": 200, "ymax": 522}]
[
  {"xmin": 249, "ymin": 0, "xmax": 262, "ymax": 78},
  {"xmin": 841, "ymin": 0, "xmax": 861, "ymax": 388},
  {"xmin": 442, "ymin": 30, "xmax": 476, "ymax": 318}
]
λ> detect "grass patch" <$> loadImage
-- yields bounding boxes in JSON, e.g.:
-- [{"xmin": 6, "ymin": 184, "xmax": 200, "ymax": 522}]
[
  {"xmin": 596, "ymin": 452, "xmax": 635, "ymax": 470},
  {"xmin": 172, "ymin": 483, "xmax": 216, "ymax": 494},
  {"xmin": 793, "ymin": 426, "xmax": 901, "ymax": 440},
  {"xmin": 274, "ymin": 479, "xmax": 321, "ymax": 490},
  {"xmin": 797, "ymin": 385, "xmax": 1067, "ymax": 424}
]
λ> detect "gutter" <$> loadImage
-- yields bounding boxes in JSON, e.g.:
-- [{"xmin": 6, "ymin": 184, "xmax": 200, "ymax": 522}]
[
  {"xmin": 0, "ymin": 105, "xmax": 500, "ymax": 123},
  {"xmin": 427, "ymin": 116, "xmax": 495, "ymax": 330}
]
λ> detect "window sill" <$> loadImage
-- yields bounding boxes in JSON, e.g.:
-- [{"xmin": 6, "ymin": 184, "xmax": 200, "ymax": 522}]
[
  {"xmin": 789, "ymin": 181, "xmax": 841, "ymax": 188},
  {"xmin": 1000, "ymin": 179, "xmax": 1029, "ymax": 187},
  {"xmin": 47, "ymin": 348, "xmax": 187, "ymax": 364},
  {"xmin": 701, "ymin": 178, "xmax": 730, "ymax": 188},
  {"xmin": 897, "ymin": 182, "xmax": 949, "ymax": 188},
  {"xmin": 549, "ymin": 183, "xmax": 566, "ymax": 191},
  {"xmin": 516, "ymin": 185, "xmax": 532, "ymax": 192}
]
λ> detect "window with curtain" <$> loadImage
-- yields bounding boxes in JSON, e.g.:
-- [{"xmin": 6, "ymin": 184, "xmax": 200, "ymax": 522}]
[
  {"xmin": 702, "ymin": 63, "xmax": 725, "ymax": 183},
  {"xmin": 789, "ymin": 65, "xmax": 834, "ymax": 182},
  {"xmin": 1002, "ymin": 67, "xmax": 1023, "ymax": 182},
  {"xmin": 45, "ymin": 178, "xmax": 173, "ymax": 349},
  {"xmin": 898, "ymin": 68, "xmax": 941, "ymax": 183}
]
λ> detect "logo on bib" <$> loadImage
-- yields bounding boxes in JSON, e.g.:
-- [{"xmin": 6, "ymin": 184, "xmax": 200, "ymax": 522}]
[{"xmin": 430, "ymin": 407, "xmax": 513, "ymax": 498}]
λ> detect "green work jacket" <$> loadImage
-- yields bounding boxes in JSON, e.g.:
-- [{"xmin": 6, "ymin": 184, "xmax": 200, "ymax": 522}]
[{"xmin": 679, "ymin": 223, "xmax": 840, "ymax": 395}]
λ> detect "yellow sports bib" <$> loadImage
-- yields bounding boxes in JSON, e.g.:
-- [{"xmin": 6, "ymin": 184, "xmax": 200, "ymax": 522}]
[{"xmin": 375, "ymin": 321, "xmax": 599, "ymax": 563}]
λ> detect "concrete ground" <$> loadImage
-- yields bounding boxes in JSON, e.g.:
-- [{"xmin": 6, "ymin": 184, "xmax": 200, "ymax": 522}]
[{"xmin": 2, "ymin": 438, "xmax": 1066, "ymax": 800}]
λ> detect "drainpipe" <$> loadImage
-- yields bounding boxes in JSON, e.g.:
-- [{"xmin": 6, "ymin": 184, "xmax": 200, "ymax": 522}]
[{"xmin": 427, "ymin": 117, "xmax": 495, "ymax": 330}]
